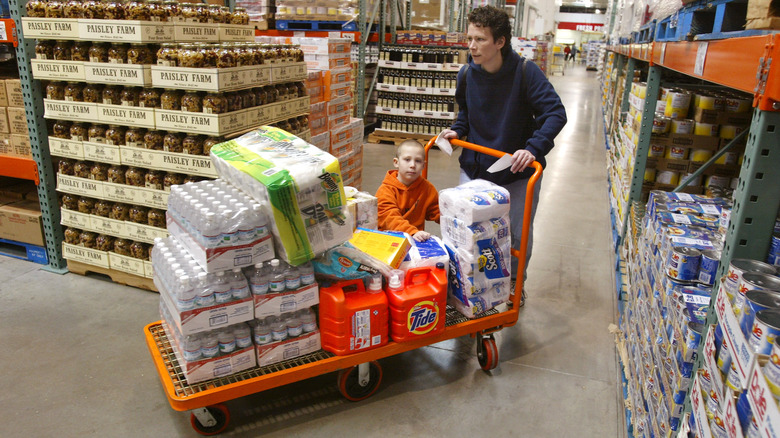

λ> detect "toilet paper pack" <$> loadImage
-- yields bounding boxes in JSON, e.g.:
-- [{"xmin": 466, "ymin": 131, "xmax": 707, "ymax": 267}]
[
  {"xmin": 439, "ymin": 179, "xmax": 510, "ymax": 225},
  {"xmin": 210, "ymin": 126, "xmax": 352, "ymax": 266},
  {"xmin": 346, "ymin": 190, "xmax": 378, "ymax": 230},
  {"xmin": 445, "ymin": 243, "xmax": 510, "ymax": 318}
]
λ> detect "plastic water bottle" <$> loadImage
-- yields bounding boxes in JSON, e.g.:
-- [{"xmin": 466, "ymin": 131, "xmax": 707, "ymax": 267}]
[
  {"xmin": 299, "ymin": 308, "xmax": 317, "ymax": 333},
  {"xmin": 212, "ymin": 271, "xmax": 232, "ymax": 304},
  {"xmin": 252, "ymin": 318, "xmax": 272, "ymax": 345},
  {"xmin": 233, "ymin": 323, "xmax": 252, "ymax": 349},
  {"xmin": 284, "ymin": 263, "xmax": 301, "ymax": 291},
  {"xmin": 230, "ymin": 268, "xmax": 250, "ymax": 300},
  {"xmin": 251, "ymin": 203, "xmax": 268, "ymax": 238},
  {"xmin": 201, "ymin": 211, "xmax": 221, "ymax": 248},
  {"xmin": 217, "ymin": 328, "xmax": 236, "ymax": 354},
  {"xmin": 284, "ymin": 312, "xmax": 303, "ymax": 338},
  {"xmin": 249, "ymin": 262, "xmax": 269, "ymax": 296},
  {"xmin": 182, "ymin": 334, "xmax": 202, "ymax": 362},
  {"xmin": 200, "ymin": 331, "xmax": 219, "ymax": 358},
  {"xmin": 235, "ymin": 205, "xmax": 255, "ymax": 243},
  {"xmin": 269, "ymin": 316, "xmax": 287, "ymax": 342},
  {"xmin": 299, "ymin": 262, "xmax": 315, "ymax": 286},
  {"xmin": 269, "ymin": 259, "xmax": 286, "ymax": 294},
  {"xmin": 195, "ymin": 272, "xmax": 216, "ymax": 308},
  {"xmin": 176, "ymin": 274, "xmax": 197, "ymax": 311},
  {"xmin": 219, "ymin": 209, "xmax": 237, "ymax": 246}
]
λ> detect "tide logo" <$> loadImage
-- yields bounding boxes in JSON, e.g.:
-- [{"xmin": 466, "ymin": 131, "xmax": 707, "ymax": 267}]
[{"xmin": 407, "ymin": 301, "xmax": 439, "ymax": 335}]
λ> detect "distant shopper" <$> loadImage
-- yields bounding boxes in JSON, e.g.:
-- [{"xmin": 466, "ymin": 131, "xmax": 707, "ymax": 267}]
[
  {"xmin": 440, "ymin": 5, "xmax": 567, "ymax": 304},
  {"xmin": 563, "ymin": 44, "xmax": 571, "ymax": 61},
  {"xmin": 375, "ymin": 140, "xmax": 441, "ymax": 242},
  {"xmin": 570, "ymin": 45, "xmax": 579, "ymax": 62}
]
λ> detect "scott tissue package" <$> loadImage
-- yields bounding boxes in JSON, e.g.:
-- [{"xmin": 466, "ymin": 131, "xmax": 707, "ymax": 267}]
[
  {"xmin": 399, "ymin": 235, "xmax": 449, "ymax": 273},
  {"xmin": 210, "ymin": 126, "xmax": 353, "ymax": 266},
  {"xmin": 439, "ymin": 179, "xmax": 510, "ymax": 225}
]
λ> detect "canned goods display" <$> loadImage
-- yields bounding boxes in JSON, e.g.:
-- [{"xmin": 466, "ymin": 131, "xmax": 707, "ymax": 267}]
[
  {"xmin": 690, "ymin": 148, "xmax": 714, "ymax": 163},
  {"xmin": 664, "ymin": 146, "xmax": 688, "ymax": 160},
  {"xmin": 769, "ymin": 232, "xmax": 780, "ymax": 267},
  {"xmin": 667, "ymin": 246, "xmax": 702, "ymax": 282},
  {"xmin": 749, "ymin": 309, "xmax": 780, "ymax": 354},
  {"xmin": 652, "ymin": 113, "xmax": 671, "ymax": 134},
  {"xmin": 694, "ymin": 122, "xmax": 719, "ymax": 137},
  {"xmin": 698, "ymin": 249, "xmax": 721, "ymax": 285},
  {"xmin": 740, "ymin": 290, "xmax": 780, "ymax": 338},
  {"xmin": 665, "ymin": 91, "xmax": 692, "ymax": 119},
  {"xmin": 764, "ymin": 338, "xmax": 780, "ymax": 399},
  {"xmin": 648, "ymin": 144, "xmax": 665, "ymax": 158},
  {"xmin": 657, "ymin": 170, "xmax": 680, "ymax": 186},
  {"xmin": 671, "ymin": 118, "xmax": 694, "ymax": 134},
  {"xmin": 726, "ymin": 259, "xmax": 778, "ymax": 300}
]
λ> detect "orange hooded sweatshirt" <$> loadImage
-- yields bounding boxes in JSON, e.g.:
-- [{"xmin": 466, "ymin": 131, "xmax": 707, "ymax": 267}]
[{"xmin": 375, "ymin": 169, "xmax": 440, "ymax": 235}]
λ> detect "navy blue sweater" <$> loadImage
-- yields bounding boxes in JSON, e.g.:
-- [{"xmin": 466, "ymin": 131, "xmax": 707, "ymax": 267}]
[{"xmin": 451, "ymin": 51, "xmax": 567, "ymax": 184}]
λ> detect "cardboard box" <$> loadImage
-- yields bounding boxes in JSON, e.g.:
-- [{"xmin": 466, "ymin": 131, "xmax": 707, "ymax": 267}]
[
  {"xmin": 692, "ymin": 107, "xmax": 752, "ymax": 125},
  {"xmin": 0, "ymin": 133, "xmax": 11, "ymax": 156},
  {"xmin": 253, "ymin": 283, "xmax": 319, "ymax": 318},
  {"xmin": 348, "ymin": 228, "xmax": 411, "ymax": 269},
  {"xmin": 297, "ymin": 37, "xmax": 352, "ymax": 55},
  {"xmin": 0, "ymin": 79, "xmax": 8, "ymax": 106},
  {"xmin": 7, "ymin": 107, "xmax": 28, "ymax": 135},
  {"xmin": 158, "ymin": 279, "xmax": 255, "ymax": 336},
  {"xmin": 650, "ymin": 132, "xmax": 721, "ymax": 150},
  {"xmin": 62, "ymin": 242, "xmax": 110, "ymax": 267},
  {"xmin": 0, "ymin": 107, "xmax": 9, "ymax": 133},
  {"xmin": 0, "ymin": 200, "xmax": 44, "ymax": 246},
  {"xmin": 322, "ymin": 67, "xmax": 352, "ymax": 87},
  {"xmin": 5, "ymin": 79, "xmax": 24, "ymax": 107},
  {"xmin": 330, "ymin": 117, "xmax": 362, "ymax": 146},
  {"xmin": 256, "ymin": 330, "xmax": 321, "ymax": 367},
  {"xmin": 304, "ymin": 53, "xmax": 351, "ymax": 71},
  {"xmin": 328, "ymin": 111, "xmax": 351, "ymax": 130},
  {"xmin": 11, "ymin": 135, "xmax": 32, "ymax": 159}
]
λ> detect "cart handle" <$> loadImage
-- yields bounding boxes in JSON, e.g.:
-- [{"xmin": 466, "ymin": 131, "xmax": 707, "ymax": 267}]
[{"xmin": 423, "ymin": 137, "xmax": 543, "ymax": 307}]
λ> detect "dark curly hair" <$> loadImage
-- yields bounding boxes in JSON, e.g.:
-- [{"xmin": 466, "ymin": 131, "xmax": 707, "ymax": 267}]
[{"xmin": 467, "ymin": 6, "xmax": 512, "ymax": 58}]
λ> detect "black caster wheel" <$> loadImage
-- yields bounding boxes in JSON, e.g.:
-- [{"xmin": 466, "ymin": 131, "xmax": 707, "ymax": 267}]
[
  {"xmin": 337, "ymin": 361, "xmax": 383, "ymax": 401},
  {"xmin": 190, "ymin": 404, "xmax": 230, "ymax": 436}
]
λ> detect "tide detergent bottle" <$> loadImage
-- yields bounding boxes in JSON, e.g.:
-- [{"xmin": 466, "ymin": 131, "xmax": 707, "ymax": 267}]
[
  {"xmin": 387, "ymin": 263, "xmax": 448, "ymax": 343},
  {"xmin": 319, "ymin": 277, "xmax": 389, "ymax": 355}
]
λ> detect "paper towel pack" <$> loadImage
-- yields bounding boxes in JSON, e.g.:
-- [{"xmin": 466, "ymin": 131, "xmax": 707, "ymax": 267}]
[
  {"xmin": 346, "ymin": 190, "xmax": 378, "ymax": 230},
  {"xmin": 399, "ymin": 235, "xmax": 449, "ymax": 273},
  {"xmin": 210, "ymin": 126, "xmax": 353, "ymax": 266},
  {"xmin": 439, "ymin": 179, "xmax": 510, "ymax": 225}
]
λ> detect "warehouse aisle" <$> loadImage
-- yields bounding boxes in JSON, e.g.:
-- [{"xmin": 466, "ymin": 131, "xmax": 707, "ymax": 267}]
[{"xmin": 0, "ymin": 63, "xmax": 623, "ymax": 437}]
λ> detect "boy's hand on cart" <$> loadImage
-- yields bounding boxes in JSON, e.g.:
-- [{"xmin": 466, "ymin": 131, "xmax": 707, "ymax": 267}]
[
  {"xmin": 413, "ymin": 231, "xmax": 431, "ymax": 242},
  {"xmin": 510, "ymin": 150, "xmax": 536, "ymax": 173}
]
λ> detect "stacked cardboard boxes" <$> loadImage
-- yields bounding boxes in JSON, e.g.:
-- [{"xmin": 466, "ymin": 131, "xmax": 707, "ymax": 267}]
[{"xmin": 0, "ymin": 79, "xmax": 33, "ymax": 160}]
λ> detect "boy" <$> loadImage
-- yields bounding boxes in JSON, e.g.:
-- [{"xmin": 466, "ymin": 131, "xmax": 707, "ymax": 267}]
[{"xmin": 375, "ymin": 140, "xmax": 440, "ymax": 242}]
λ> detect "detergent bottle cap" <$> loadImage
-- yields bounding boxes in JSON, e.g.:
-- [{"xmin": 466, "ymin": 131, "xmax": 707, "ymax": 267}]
[
  {"xmin": 368, "ymin": 274, "xmax": 383, "ymax": 293},
  {"xmin": 388, "ymin": 269, "xmax": 404, "ymax": 291}
]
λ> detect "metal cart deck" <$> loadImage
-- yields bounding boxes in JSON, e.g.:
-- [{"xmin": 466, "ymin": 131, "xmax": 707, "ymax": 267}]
[{"xmin": 144, "ymin": 138, "xmax": 542, "ymax": 435}]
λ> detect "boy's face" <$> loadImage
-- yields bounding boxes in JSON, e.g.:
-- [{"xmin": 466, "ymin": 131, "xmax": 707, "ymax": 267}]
[{"xmin": 394, "ymin": 144, "xmax": 425, "ymax": 186}]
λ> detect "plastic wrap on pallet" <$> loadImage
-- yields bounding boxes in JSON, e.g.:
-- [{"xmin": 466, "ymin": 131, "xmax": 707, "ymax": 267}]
[{"xmin": 650, "ymin": 0, "xmax": 684, "ymax": 21}]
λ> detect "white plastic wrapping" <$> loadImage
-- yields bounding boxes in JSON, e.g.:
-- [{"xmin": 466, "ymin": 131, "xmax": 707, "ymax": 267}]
[
  {"xmin": 438, "ymin": 179, "xmax": 510, "ymax": 225},
  {"xmin": 399, "ymin": 236, "xmax": 449, "ymax": 273}
]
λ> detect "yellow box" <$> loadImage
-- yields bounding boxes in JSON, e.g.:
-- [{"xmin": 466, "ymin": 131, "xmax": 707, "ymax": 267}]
[{"xmin": 348, "ymin": 228, "xmax": 410, "ymax": 269}]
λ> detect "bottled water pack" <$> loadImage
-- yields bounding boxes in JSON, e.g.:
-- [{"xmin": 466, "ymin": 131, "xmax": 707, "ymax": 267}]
[{"xmin": 249, "ymin": 307, "xmax": 318, "ymax": 347}]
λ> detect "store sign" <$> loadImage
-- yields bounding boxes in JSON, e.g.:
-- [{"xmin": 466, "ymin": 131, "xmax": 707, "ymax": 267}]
[{"xmin": 558, "ymin": 22, "xmax": 606, "ymax": 32}]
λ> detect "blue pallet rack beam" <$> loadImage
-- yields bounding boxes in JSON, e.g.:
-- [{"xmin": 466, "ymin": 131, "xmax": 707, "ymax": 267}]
[{"xmin": 0, "ymin": 238, "xmax": 49, "ymax": 265}]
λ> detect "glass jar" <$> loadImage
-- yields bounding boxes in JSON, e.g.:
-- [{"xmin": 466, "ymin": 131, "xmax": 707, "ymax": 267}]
[
  {"xmin": 82, "ymin": 83, "xmax": 103, "ymax": 103},
  {"xmin": 104, "ymin": 0, "xmax": 125, "ymax": 19},
  {"xmin": 145, "ymin": 170, "xmax": 164, "ymax": 190},
  {"xmin": 148, "ymin": 0, "xmax": 166, "ymax": 21},
  {"xmin": 193, "ymin": 2, "xmax": 208, "ymax": 22},
  {"xmin": 80, "ymin": 231, "xmax": 98, "ymax": 248},
  {"xmin": 120, "ymin": 86, "xmax": 140, "ymax": 106},
  {"xmin": 276, "ymin": 84, "xmax": 290, "ymax": 101},
  {"xmin": 239, "ymin": 89, "xmax": 255, "ymax": 108},
  {"xmin": 70, "ymin": 122, "xmax": 88, "ymax": 141},
  {"xmin": 178, "ymin": 44, "xmax": 205, "ymax": 68},
  {"xmin": 163, "ymin": 0, "xmax": 180, "ymax": 20},
  {"xmin": 260, "ymin": 44, "xmax": 276, "ymax": 64},
  {"xmin": 88, "ymin": 124, "xmax": 107, "ymax": 143},
  {"xmin": 94, "ymin": 200, "xmax": 112, "ymax": 218},
  {"xmin": 64, "ymin": 227, "xmax": 81, "ymax": 244},
  {"xmin": 64, "ymin": 82, "xmax": 84, "ymax": 102},
  {"xmin": 220, "ymin": 5, "xmax": 231, "ymax": 23},
  {"xmin": 203, "ymin": 92, "xmax": 227, "ymax": 114},
  {"xmin": 124, "ymin": 127, "xmax": 146, "ymax": 147},
  {"xmin": 232, "ymin": 6, "xmax": 249, "ymax": 25},
  {"xmin": 180, "ymin": 91, "xmax": 202, "ymax": 112},
  {"xmin": 126, "ymin": 0, "xmax": 150, "ymax": 20},
  {"xmin": 45, "ymin": 0, "xmax": 65, "ymax": 17},
  {"xmin": 129, "ymin": 205, "xmax": 148, "ymax": 223},
  {"xmin": 180, "ymin": 2, "xmax": 198, "ymax": 21},
  {"xmin": 264, "ymin": 85, "xmax": 278, "ymax": 103},
  {"xmin": 101, "ymin": 85, "xmax": 122, "ymax": 105},
  {"xmin": 82, "ymin": 0, "xmax": 105, "ymax": 19},
  {"xmin": 108, "ymin": 43, "xmax": 128, "ymax": 64},
  {"xmin": 182, "ymin": 135, "xmax": 203, "ymax": 155},
  {"xmin": 139, "ymin": 88, "xmax": 161, "ymax": 108},
  {"xmin": 183, "ymin": 175, "xmax": 202, "ymax": 183},
  {"xmin": 127, "ymin": 44, "xmax": 153, "ymax": 65},
  {"xmin": 77, "ymin": 196, "xmax": 95, "ymax": 213},
  {"xmin": 163, "ymin": 132, "xmax": 183, "ymax": 152},
  {"xmin": 105, "ymin": 125, "xmax": 126, "ymax": 146},
  {"xmin": 162, "ymin": 172, "xmax": 184, "ymax": 190},
  {"xmin": 107, "ymin": 164, "xmax": 126, "ymax": 183},
  {"xmin": 95, "ymin": 234, "xmax": 114, "ymax": 251},
  {"xmin": 202, "ymin": 44, "xmax": 218, "ymax": 67},
  {"xmin": 58, "ymin": 159, "xmax": 76, "ymax": 177},
  {"xmin": 61, "ymin": 193, "xmax": 78, "ymax": 210},
  {"xmin": 216, "ymin": 43, "xmax": 236, "ymax": 68},
  {"xmin": 74, "ymin": 161, "xmax": 91, "ymax": 178},
  {"xmin": 248, "ymin": 44, "xmax": 264, "ymax": 65},
  {"xmin": 294, "ymin": 82, "xmax": 306, "ymax": 98},
  {"xmin": 35, "ymin": 41, "xmax": 55, "ymax": 60},
  {"xmin": 235, "ymin": 44, "xmax": 254, "ymax": 67},
  {"xmin": 130, "ymin": 242, "xmax": 150, "ymax": 260},
  {"xmin": 26, "ymin": 0, "xmax": 48, "ymax": 17},
  {"xmin": 225, "ymin": 92, "xmax": 242, "ymax": 112},
  {"xmin": 52, "ymin": 120, "xmax": 72, "ymax": 139},
  {"xmin": 63, "ymin": 0, "xmax": 83, "ymax": 17},
  {"xmin": 292, "ymin": 46, "xmax": 304, "ymax": 62},
  {"xmin": 156, "ymin": 44, "xmax": 178, "ymax": 66},
  {"xmin": 147, "ymin": 208, "xmax": 166, "ymax": 227},
  {"xmin": 69, "ymin": 41, "xmax": 91, "ymax": 62},
  {"xmin": 143, "ymin": 130, "xmax": 164, "ymax": 150},
  {"xmin": 88, "ymin": 43, "xmax": 109, "ymax": 63},
  {"xmin": 276, "ymin": 119, "xmax": 291, "ymax": 133},
  {"xmin": 89, "ymin": 162, "xmax": 109, "ymax": 181},
  {"xmin": 46, "ymin": 81, "xmax": 66, "ymax": 100},
  {"xmin": 202, "ymin": 136, "xmax": 223, "ymax": 155},
  {"xmin": 125, "ymin": 167, "xmax": 146, "ymax": 186},
  {"xmin": 113, "ymin": 238, "xmax": 132, "ymax": 256},
  {"xmin": 160, "ymin": 89, "xmax": 181, "ymax": 110},
  {"xmin": 110, "ymin": 203, "xmax": 130, "ymax": 221},
  {"xmin": 53, "ymin": 40, "xmax": 72, "ymax": 61},
  {"xmin": 253, "ymin": 87, "xmax": 267, "ymax": 106},
  {"xmin": 207, "ymin": 4, "xmax": 224, "ymax": 23},
  {"xmin": 288, "ymin": 118, "xmax": 300, "ymax": 133}
]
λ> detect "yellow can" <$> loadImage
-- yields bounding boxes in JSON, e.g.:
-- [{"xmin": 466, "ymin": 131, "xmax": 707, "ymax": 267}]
[
  {"xmin": 644, "ymin": 168, "xmax": 657, "ymax": 183},
  {"xmin": 691, "ymin": 149, "xmax": 714, "ymax": 163},
  {"xmin": 694, "ymin": 122, "xmax": 719, "ymax": 137},
  {"xmin": 671, "ymin": 119, "xmax": 694, "ymax": 134},
  {"xmin": 648, "ymin": 144, "xmax": 666, "ymax": 157},
  {"xmin": 656, "ymin": 99, "xmax": 667, "ymax": 115},
  {"xmin": 657, "ymin": 170, "xmax": 680, "ymax": 185},
  {"xmin": 681, "ymin": 172, "xmax": 702, "ymax": 186},
  {"xmin": 695, "ymin": 93, "xmax": 725, "ymax": 111},
  {"xmin": 725, "ymin": 97, "xmax": 752, "ymax": 113},
  {"xmin": 652, "ymin": 113, "xmax": 671, "ymax": 134},
  {"xmin": 636, "ymin": 82, "xmax": 647, "ymax": 99},
  {"xmin": 715, "ymin": 151, "xmax": 739, "ymax": 165},
  {"xmin": 719, "ymin": 124, "xmax": 747, "ymax": 140},
  {"xmin": 664, "ymin": 91, "xmax": 692, "ymax": 119},
  {"xmin": 665, "ymin": 146, "xmax": 688, "ymax": 160},
  {"xmin": 706, "ymin": 175, "xmax": 731, "ymax": 188}
]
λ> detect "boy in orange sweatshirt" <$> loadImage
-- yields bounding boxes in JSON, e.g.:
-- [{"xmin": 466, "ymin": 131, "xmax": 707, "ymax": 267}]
[{"xmin": 375, "ymin": 140, "xmax": 440, "ymax": 241}]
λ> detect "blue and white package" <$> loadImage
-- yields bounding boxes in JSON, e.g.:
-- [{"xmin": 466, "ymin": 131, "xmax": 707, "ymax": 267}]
[
  {"xmin": 438, "ymin": 179, "xmax": 510, "ymax": 225},
  {"xmin": 312, "ymin": 243, "xmax": 393, "ymax": 280},
  {"xmin": 440, "ymin": 215, "xmax": 511, "ymax": 255},
  {"xmin": 399, "ymin": 236, "xmax": 449, "ymax": 272},
  {"xmin": 446, "ymin": 243, "xmax": 510, "ymax": 318}
]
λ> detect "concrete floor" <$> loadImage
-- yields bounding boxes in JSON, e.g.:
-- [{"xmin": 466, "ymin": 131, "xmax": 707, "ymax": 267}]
[{"xmin": 0, "ymin": 62, "xmax": 625, "ymax": 437}]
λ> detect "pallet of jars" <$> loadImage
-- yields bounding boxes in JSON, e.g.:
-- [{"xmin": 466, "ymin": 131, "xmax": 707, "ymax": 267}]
[
  {"xmin": 59, "ymin": 194, "xmax": 167, "ymax": 245},
  {"xmin": 62, "ymin": 226, "xmax": 154, "ymax": 279},
  {"xmin": 49, "ymin": 122, "xmax": 221, "ymax": 178},
  {"xmin": 42, "ymin": 81, "xmax": 311, "ymax": 136},
  {"xmin": 22, "ymin": 0, "xmax": 254, "ymax": 43}
]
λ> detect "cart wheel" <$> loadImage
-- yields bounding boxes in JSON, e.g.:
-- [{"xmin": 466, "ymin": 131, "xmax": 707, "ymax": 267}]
[
  {"xmin": 190, "ymin": 404, "xmax": 230, "ymax": 436},
  {"xmin": 477, "ymin": 335, "xmax": 499, "ymax": 371},
  {"xmin": 337, "ymin": 361, "xmax": 383, "ymax": 402}
]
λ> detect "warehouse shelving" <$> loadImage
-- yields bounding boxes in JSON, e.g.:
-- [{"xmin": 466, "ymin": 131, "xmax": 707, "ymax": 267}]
[{"xmin": 0, "ymin": 155, "xmax": 38, "ymax": 184}]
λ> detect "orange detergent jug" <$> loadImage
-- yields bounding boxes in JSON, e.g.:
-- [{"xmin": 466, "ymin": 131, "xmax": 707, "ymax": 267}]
[
  {"xmin": 319, "ymin": 278, "xmax": 389, "ymax": 355},
  {"xmin": 387, "ymin": 263, "xmax": 448, "ymax": 343}
]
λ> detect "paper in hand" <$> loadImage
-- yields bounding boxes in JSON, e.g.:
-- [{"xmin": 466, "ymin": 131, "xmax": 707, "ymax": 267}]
[
  {"xmin": 486, "ymin": 154, "xmax": 513, "ymax": 173},
  {"xmin": 434, "ymin": 134, "xmax": 453, "ymax": 156}
]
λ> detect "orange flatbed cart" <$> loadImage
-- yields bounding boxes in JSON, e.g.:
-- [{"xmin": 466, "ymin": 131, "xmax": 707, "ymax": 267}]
[{"xmin": 144, "ymin": 138, "xmax": 542, "ymax": 435}]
